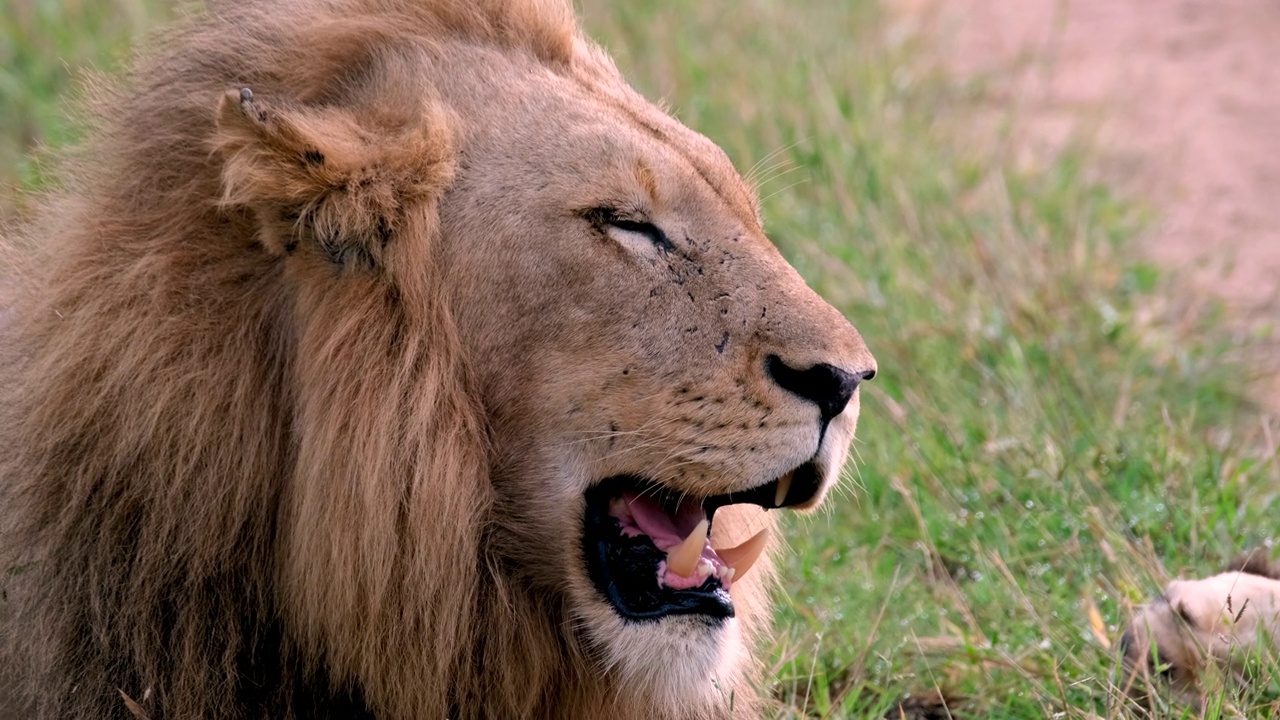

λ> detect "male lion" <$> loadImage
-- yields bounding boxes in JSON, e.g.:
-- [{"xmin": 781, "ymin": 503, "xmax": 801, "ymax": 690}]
[{"xmin": 0, "ymin": 1, "xmax": 876, "ymax": 718}]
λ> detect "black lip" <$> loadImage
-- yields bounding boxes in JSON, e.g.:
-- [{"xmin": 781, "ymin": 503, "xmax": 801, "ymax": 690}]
[
  {"xmin": 581, "ymin": 463, "xmax": 821, "ymax": 623},
  {"xmin": 705, "ymin": 461, "xmax": 821, "ymax": 514}
]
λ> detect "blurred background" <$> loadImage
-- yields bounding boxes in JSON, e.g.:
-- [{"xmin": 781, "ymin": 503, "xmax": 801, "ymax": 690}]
[{"xmin": 3, "ymin": 0, "xmax": 1278, "ymax": 717}]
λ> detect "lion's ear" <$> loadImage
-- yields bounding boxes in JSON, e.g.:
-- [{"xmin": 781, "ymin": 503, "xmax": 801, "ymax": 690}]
[{"xmin": 214, "ymin": 87, "xmax": 455, "ymax": 270}]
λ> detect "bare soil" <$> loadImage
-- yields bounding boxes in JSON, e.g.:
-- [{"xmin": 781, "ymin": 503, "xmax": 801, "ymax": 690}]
[{"xmin": 892, "ymin": 0, "xmax": 1280, "ymax": 407}]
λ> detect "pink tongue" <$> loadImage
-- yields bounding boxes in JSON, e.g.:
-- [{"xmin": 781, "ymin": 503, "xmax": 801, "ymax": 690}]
[
  {"xmin": 620, "ymin": 492, "xmax": 705, "ymax": 551},
  {"xmin": 615, "ymin": 492, "xmax": 731, "ymax": 590}
]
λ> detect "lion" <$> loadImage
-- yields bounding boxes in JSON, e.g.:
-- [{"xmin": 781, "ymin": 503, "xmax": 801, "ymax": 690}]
[
  {"xmin": 1120, "ymin": 553, "xmax": 1280, "ymax": 704},
  {"xmin": 0, "ymin": 1, "xmax": 876, "ymax": 718}
]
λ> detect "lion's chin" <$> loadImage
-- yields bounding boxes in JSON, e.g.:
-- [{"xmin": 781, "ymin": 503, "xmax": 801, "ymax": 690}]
[{"xmin": 577, "ymin": 599, "xmax": 746, "ymax": 711}]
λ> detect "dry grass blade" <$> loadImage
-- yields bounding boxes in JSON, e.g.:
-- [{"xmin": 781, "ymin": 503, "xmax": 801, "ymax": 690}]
[{"xmin": 117, "ymin": 690, "xmax": 150, "ymax": 720}]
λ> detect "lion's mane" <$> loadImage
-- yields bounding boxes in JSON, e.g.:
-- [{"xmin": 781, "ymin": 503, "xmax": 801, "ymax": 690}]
[{"xmin": 0, "ymin": 2, "xmax": 711, "ymax": 718}]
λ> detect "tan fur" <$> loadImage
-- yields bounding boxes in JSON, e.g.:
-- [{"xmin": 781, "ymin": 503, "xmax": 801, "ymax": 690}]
[
  {"xmin": 1121, "ymin": 556, "xmax": 1280, "ymax": 703},
  {"xmin": 0, "ymin": 1, "xmax": 875, "ymax": 718}
]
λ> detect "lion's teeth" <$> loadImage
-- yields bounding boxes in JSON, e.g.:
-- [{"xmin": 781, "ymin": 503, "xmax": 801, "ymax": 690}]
[
  {"xmin": 609, "ymin": 497, "xmax": 629, "ymax": 516},
  {"xmin": 774, "ymin": 470, "xmax": 794, "ymax": 507},
  {"xmin": 666, "ymin": 519, "xmax": 708, "ymax": 577},
  {"xmin": 715, "ymin": 528, "xmax": 769, "ymax": 581}
]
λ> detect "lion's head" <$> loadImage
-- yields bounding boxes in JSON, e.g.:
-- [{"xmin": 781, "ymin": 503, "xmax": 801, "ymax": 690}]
[
  {"xmin": 1120, "ymin": 556, "xmax": 1280, "ymax": 705},
  {"xmin": 0, "ymin": 1, "xmax": 874, "ymax": 718}
]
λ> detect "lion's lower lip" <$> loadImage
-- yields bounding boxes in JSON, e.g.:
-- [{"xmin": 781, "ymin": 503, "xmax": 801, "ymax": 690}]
[{"xmin": 580, "ymin": 465, "xmax": 818, "ymax": 622}]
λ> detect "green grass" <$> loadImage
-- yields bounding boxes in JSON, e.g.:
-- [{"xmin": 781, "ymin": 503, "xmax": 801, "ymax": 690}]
[
  {"xmin": 0, "ymin": 0, "xmax": 165, "ymax": 199},
  {"xmin": 5, "ymin": 0, "xmax": 1279, "ymax": 718}
]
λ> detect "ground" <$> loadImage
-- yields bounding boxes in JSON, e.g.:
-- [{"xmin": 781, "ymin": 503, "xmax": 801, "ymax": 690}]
[
  {"xmin": 895, "ymin": 0, "xmax": 1280, "ymax": 315},
  {"xmin": 890, "ymin": 0, "xmax": 1280, "ymax": 420}
]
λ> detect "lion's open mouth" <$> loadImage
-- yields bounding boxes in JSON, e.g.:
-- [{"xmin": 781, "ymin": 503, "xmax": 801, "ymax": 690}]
[{"xmin": 582, "ymin": 462, "xmax": 821, "ymax": 622}]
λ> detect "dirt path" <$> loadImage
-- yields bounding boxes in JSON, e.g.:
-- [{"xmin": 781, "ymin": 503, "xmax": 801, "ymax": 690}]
[
  {"xmin": 889, "ymin": 0, "xmax": 1280, "ymax": 412},
  {"xmin": 893, "ymin": 0, "xmax": 1280, "ymax": 315}
]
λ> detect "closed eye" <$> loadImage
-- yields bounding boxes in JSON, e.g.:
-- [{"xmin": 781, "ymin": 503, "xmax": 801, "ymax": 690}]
[
  {"xmin": 586, "ymin": 207, "xmax": 674, "ymax": 253},
  {"xmin": 608, "ymin": 218, "xmax": 669, "ymax": 247}
]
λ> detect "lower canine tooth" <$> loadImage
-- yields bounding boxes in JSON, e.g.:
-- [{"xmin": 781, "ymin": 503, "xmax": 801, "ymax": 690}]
[
  {"xmin": 774, "ymin": 471, "xmax": 794, "ymax": 507},
  {"xmin": 666, "ymin": 519, "xmax": 709, "ymax": 577},
  {"xmin": 715, "ymin": 528, "xmax": 769, "ymax": 582}
]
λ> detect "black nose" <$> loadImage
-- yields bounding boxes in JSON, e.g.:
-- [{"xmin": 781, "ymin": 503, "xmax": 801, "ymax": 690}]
[{"xmin": 766, "ymin": 355, "xmax": 874, "ymax": 424}]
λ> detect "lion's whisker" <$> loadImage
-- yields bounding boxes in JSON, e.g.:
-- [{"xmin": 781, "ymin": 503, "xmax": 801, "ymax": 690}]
[
  {"xmin": 750, "ymin": 159, "xmax": 806, "ymax": 190},
  {"xmin": 743, "ymin": 138, "xmax": 807, "ymax": 185},
  {"xmin": 758, "ymin": 178, "xmax": 811, "ymax": 204}
]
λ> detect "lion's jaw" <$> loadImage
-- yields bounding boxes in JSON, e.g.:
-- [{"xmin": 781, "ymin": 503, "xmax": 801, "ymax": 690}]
[
  {"xmin": 577, "ymin": 602, "xmax": 748, "ymax": 712},
  {"xmin": 432, "ymin": 39, "xmax": 876, "ymax": 708}
]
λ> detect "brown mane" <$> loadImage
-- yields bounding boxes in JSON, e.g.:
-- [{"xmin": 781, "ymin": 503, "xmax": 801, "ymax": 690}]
[{"xmin": 0, "ymin": 1, "xmax": 609, "ymax": 718}]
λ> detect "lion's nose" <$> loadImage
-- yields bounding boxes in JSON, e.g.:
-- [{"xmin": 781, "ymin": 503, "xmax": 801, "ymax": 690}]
[{"xmin": 766, "ymin": 355, "xmax": 875, "ymax": 424}]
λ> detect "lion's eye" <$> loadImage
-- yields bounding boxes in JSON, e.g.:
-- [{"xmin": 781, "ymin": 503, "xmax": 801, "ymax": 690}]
[
  {"xmin": 589, "ymin": 208, "xmax": 674, "ymax": 253},
  {"xmin": 608, "ymin": 218, "xmax": 668, "ymax": 246}
]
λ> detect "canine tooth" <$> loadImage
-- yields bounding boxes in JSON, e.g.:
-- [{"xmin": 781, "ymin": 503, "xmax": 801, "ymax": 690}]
[
  {"xmin": 716, "ymin": 528, "xmax": 769, "ymax": 581},
  {"xmin": 774, "ymin": 470, "xmax": 794, "ymax": 507},
  {"xmin": 666, "ymin": 519, "xmax": 709, "ymax": 577}
]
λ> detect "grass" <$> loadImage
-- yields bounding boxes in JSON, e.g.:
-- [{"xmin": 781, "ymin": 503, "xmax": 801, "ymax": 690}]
[
  {"xmin": 0, "ymin": 0, "xmax": 165, "ymax": 199},
  {"xmin": 5, "ymin": 0, "xmax": 1279, "ymax": 718}
]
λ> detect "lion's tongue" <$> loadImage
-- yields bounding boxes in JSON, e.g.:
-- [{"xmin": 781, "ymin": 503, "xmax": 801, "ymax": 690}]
[
  {"xmin": 619, "ymin": 491, "xmax": 703, "ymax": 551},
  {"xmin": 611, "ymin": 492, "xmax": 761, "ymax": 590}
]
